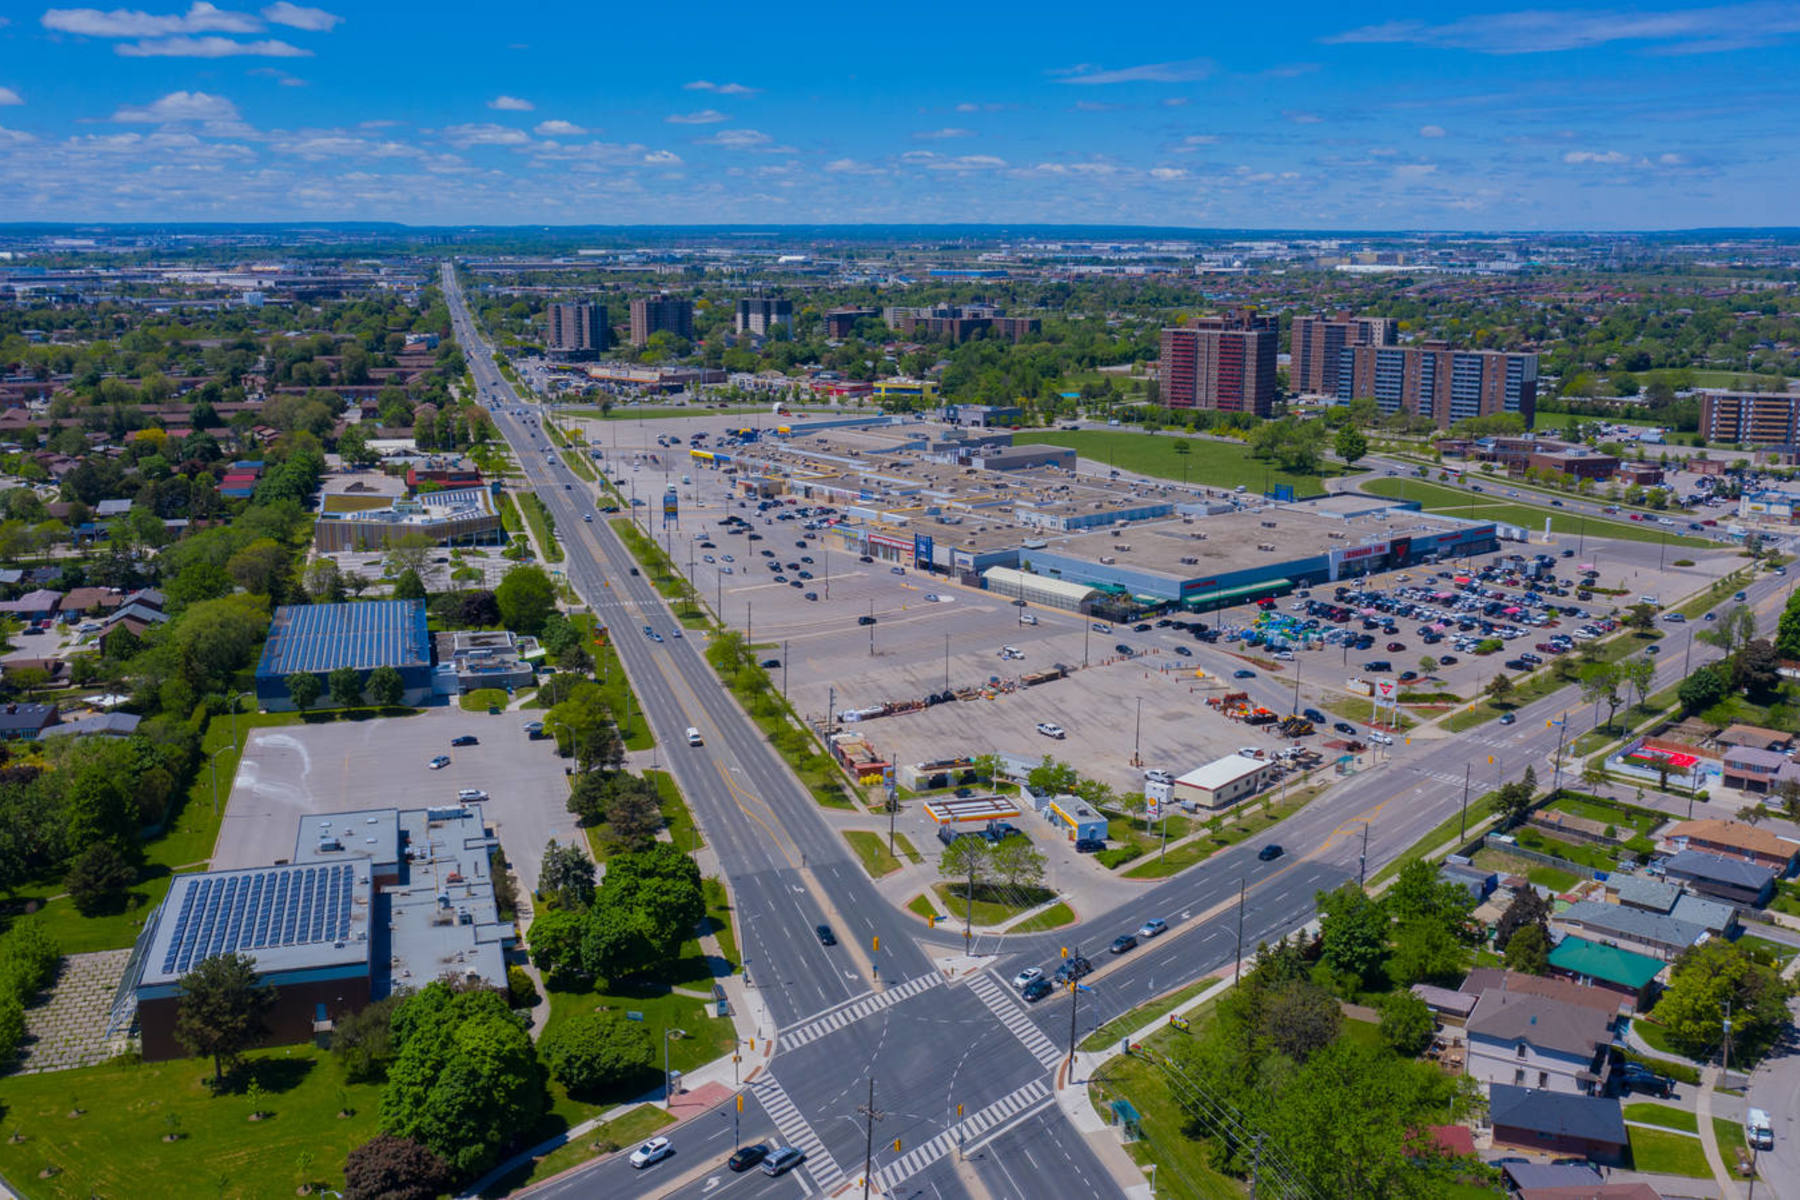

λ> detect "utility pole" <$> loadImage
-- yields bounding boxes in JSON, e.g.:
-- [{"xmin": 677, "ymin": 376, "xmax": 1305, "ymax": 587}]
[
  {"xmin": 1359, "ymin": 821, "xmax": 1370, "ymax": 888},
  {"xmin": 746, "ymin": 600, "xmax": 752, "ymax": 646},
  {"xmin": 944, "ymin": 632, "xmax": 951, "ymax": 690},
  {"xmin": 1132, "ymin": 697, "xmax": 1143, "ymax": 768},
  {"xmin": 856, "ymin": 1077, "xmax": 885, "ymax": 1200},
  {"xmin": 1066, "ymin": 976, "xmax": 1081, "ymax": 1072},
  {"xmin": 782, "ymin": 640, "xmax": 789, "ymax": 697},
  {"xmin": 1460, "ymin": 763, "xmax": 1472, "ymax": 841},
  {"xmin": 1234, "ymin": 878, "xmax": 1247, "ymax": 986},
  {"xmin": 1249, "ymin": 1132, "xmax": 1265, "ymax": 1199}
]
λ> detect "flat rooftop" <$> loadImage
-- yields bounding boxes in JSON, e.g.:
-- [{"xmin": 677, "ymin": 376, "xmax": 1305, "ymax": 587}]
[
  {"xmin": 384, "ymin": 805, "xmax": 509, "ymax": 995},
  {"xmin": 255, "ymin": 599, "xmax": 432, "ymax": 678}
]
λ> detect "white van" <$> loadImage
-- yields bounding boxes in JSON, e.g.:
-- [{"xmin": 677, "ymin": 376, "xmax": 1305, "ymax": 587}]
[
  {"xmin": 1748, "ymin": 1106, "xmax": 1774, "ymax": 1150},
  {"xmin": 685, "ymin": 727, "xmax": 704, "ymax": 747}
]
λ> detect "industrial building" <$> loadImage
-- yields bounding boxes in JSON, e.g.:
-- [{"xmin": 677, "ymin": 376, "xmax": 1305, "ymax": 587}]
[
  {"xmin": 313, "ymin": 486, "xmax": 504, "ymax": 552},
  {"xmin": 1334, "ymin": 343, "xmax": 1538, "ymax": 429},
  {"xmin": 1174, "ymin": 754, "xmax": 1274, "ymax": 810},
  {"xmin": 126, "ymin": 804, "xmax": 509, "ymax": 1061},
  {"xmin": 254, "ymin": 599, "xmax": 434, "ymax": 710},
  {"xmin": 433, "ymin": 629, "xmax": 541, "ymax": 695}
]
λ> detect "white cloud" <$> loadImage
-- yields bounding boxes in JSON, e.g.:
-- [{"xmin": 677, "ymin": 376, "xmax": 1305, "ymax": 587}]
[
  {"xmin": 1149, "ymin": 166, "xmax": 1187, "ymax": 179},
  {"xmin": 1419, "ymin": 123, "xmax": 1447, "ymax": 137},
  {"xmin": 1161, "ymin": 97, "xmax": 1191, "ymax": 107},
  {"xmin": 271, "ymin": 133, "xmax": 422, "ymax": 159},
  {"xmin": 642, "ymin": 149, "xmax": 681, "ymax": 164},
  {"xmin": 1323, "ymin": 4, "xmax": 1800, "ymax": 55},
  {"xmin": 1181, "ymin": 134, "xmax": 1219, "ymax": 145},
  {"xmin": 533, "ymin": 119, "xmax": 586, "ymax": 137},
  {"xmin": 696, "ymin": 128, "xmax": 772, "ymax": 148},
  {"xmin": 1286, "ymin": 110, "xmax": 1323, "ymax": 123},
  {"xmin": 1393, "ymin": 162, "xmax": 1438, "ymax": 178},
  {"xmin": 926, "ymin": 154, "xmax": 1006, "ymax": 171},
  {"xmin": 1563, "ymin": 149, "xmax": 1631, "ymax": 164},
  {"xmin": 1058, "ymin": 57, "xmax": 1214, "ymax": 85},
  {"xmin": 683, "ymin": 80, "xmax": 757, "ymax": 95},
  {"xmin": 667, "ymin": 109, "xmax": 728, "ymax": 124},
  {"xmin": 0, "ymin": 88, "xmax": 21, "ymax": 106},
  {"xmin": 824, "ymin": 157, "xmax": 882, "ymax": 174},
  {"xmin": 42, "ymin": 2, "xmax": 260, "ymax": 36},
  {"xmin": 442, "ymin": 122, "xmax": 532, "ymax": 148},
  {"xmin": 261, "ymin": 2, "xmax": 339, "ymax": 30},
  {"xmin": 1072, "ymin": 100, "xmax": 1123, "ymax": 112},
  {"xmin": 111, "ymin": 90, "xmax": 241, "ymax": 123},
  {"xmin": 118, "ymin": 35, "xmax": 307, "ymax": 55},
  {"xmin": 0, "ymin": 126, "xmax": 35, "ymax": 146},
  {"xmin": 912, "ymin": 127, "xmax": 974, "ymax": 140},
  {"xmin": 1658, "ymin": 152, "xmax": 1689, "ymax": 165},
  {"xmin": 488, "ymin": 95, "xmax": 533, "ymax": 111}
]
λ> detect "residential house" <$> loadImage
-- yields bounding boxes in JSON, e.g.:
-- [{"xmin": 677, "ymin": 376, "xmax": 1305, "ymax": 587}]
[
  {"xmin": 93, "ymin": 498, "xmax": 133, "ymax": 520},
  {"xmin": 0, "ymin": 657, "xmax": 68, "ymax": 689},
  {"xmin": 1661, "ymin": 849, "xmax": 1777, "ymax": 907},
  {"xmin": 1487, "ymin": 1085, "xmax": 1628, "ymax": 1164},
  {"xmin": 1551, "ymin": 900, "xmax": 1710, "ymax": 962},
  {"xmin": 1439, "ymin": 861, "xmax": 1498, "ymax": 901},
  {"xmin": 59, "ymin": 586, "xmax": 124, "ymax": 616},
  {"xmin": 1464, "ymin": 989, "xmax": 1616, "ymax": 1096},
  {"xmin": 0, "ymin": 588, "xmax": 62, "ymax": 622},
  {"xmin": 1662, "ymin": 819, "xmax": 1800, "ymax": 876},
  {"xmin": 0, "ymin": 702, "xmax": 59, "ymax": 740},
  {"xmin": 1518, "ymin": 1186, "xmax": 1664, "ymax": 1200},
  {"xmin": 39, "ymin": 711, "xmax": 141, "ymax": 740},
  {"xmin": 1721, "ymin": 745, "xmax": 1786, "ymax": 793},
  {"xmin": 1409, "ymin": 983, "xmax": 1479, "ymax": 1028},
  {"xmin": 1503, "ymin": 1163, "xmax": 1609, "ymax": 1192},
  {"xmin": 1461, "ymin": 968, "xmax": 1632, "ymax": 1020},
  {"xmin": 1602, "ymin": 870, "xmax": 1737, "ymax": 935},
  {"xmin": 1716, "ymin": 724, "xmax": 1793, "ymax": 752},
  {"xmin": 1545, "ymin": 938, "xmax": 1665, "ymax": 1010}
]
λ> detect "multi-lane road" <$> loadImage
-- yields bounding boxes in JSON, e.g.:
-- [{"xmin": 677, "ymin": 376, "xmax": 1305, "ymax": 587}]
[{"xmin": 442, "ymin": 263, "xmax": 1793, "ymax": 1199}]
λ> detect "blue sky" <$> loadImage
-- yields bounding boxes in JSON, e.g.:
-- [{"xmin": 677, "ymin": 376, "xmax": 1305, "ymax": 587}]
[{"xmin": 0, "ymin": 1, "xmax": 1796, "ymax": 229}]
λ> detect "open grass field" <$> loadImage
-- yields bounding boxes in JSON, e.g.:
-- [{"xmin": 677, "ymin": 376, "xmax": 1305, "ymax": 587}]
[
  {"xmin": 843, "ymin": 830, "xmax": 902, "ymax": 877},
  {"xmin": 1627, "ymin": 1126, "xmax": 1712, "ymax": 1177},
  {"xmin": 931, "ymin": 881, "xmax": 1051, "ymax": 928},
  {"xmin": 1079, "ymin": 984, "xmax": 1216, "ymax": 1052},
  {"xmin": 1008, "ymin": 901, "xmax": 1076, "ymax": 932},
  {"xmin": 1625, "ymin": 1102, "xmax": 1699, "ymax": 1133},
  {"xmin": 479, "ymin": 1105, "xmax": 672, "ymax": 1197},
  {"xmin": 1088, "ymin": 1023, "xmax": 1251, "ymax": 1200},
  {"xmin": 1030, "ymin": 430, "xmax": 1336, "ymax": 495},
  {"xmin": 1360, "ymin": 478, "xmax": 1714, "ymax": 548}
]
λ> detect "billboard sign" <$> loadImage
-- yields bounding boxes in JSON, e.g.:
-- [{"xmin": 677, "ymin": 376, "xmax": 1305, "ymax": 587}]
[
  {"xmin": 913, "ymin": 534, "xmax": 934, "ymax": 568},
  {"xmin": 662, "ymin": 485, "xmax": 678, "ymax": 524}
]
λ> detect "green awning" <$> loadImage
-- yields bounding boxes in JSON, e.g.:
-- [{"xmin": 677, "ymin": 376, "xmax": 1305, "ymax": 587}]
[
  {"xmin": 1548, "ymin": 936, "xmax": 1664, "ymax": 989},
  {"xmin": 1183, "ymin": 579, "xmax": 1292, "ymax": 609}
]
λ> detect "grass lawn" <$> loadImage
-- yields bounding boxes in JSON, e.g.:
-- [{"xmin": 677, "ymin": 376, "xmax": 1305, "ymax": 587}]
[
  {"xmin": 1079, "ymin": 984, "xmax": 1215, "ymax": 1052},
  {"xmin": 1529, "ymin": 866, "xmax": 1581, "ymax": 892},
  {"xmin": 931, "ymin": 881, "xmax": 1050, "ymax": 928},
  {"xmin": 320, "ymin": 493, "xmax": 391, "ymax": 513},
  {"xmin": 1442, "ymin": 632, "xmax": 1660, "ymax": 732},
  {"xmin": 1088, "ymin": 1024, "xmax": 1248, "ymax": 1200},
  {"xmin": 1030, "ymin": 430, "xmax": 1335, "ymax": 495},
  {"xmin": 1735, "ymin": 934, "xmax": 1797, "ymax": 966},
  {"xmin": 892, "ymin": 832, "xmax": 923, "ymax": 864},
  {"xmin": 1628, "ymin": 1126, "xmax": 1712, "ymax": 1177},
  {"xmin": 1008, "ymin": 902, "xmax": 1076, "ymax": 933},
  {"xmin": 1547, "ymin": 794, "xmax": 1662, "ymax": 838},
  {"xmin": 1325, "ymin": 695, "xmax": 1417, "ymax": 730},
  {"xmin": 702, "ymin": 876, "xmax": 739, "ymax": 970},
  {"xmin": 1713, "ymin": 1117, "xmax": 1747, "ymax": 1163},
  {"xmin": 479, "ymin": 1104, "xmax": 671, "ymax": 1197},
  {"xmin": 558, "ymin": 448, "xmax": 597, "ymax": 483},
  {"xmin": 906, "ymin": 894, "xmax": 940, "ymax": 923},
  {"xmin": 608, "ymin": 520, "xmax": 709, "ymax": 628},
  {"xmin": 1625, "ymin": 1102, "xmax": 1699, "ymax": 1133},
  {"xmin": 1631, "ymin": 1020, "xmax": 1695, "ymax": 1061},
  {"xmin": 1369, "ymin": 791, "xmax": 1500, "ymax": 887},
  {"xmin": 843, "ymin": 830, "xmax": 903, "ymax": 877},
  {"xmin": 1360, "ymin": 478, "xmax": 1714, "ymax": 548},
  {"xmin": 461, "ymin": 687, "xmax": 510, "ymax": 712},
  {"xmin": 0, "ymin": 1045, "xmax": 385, "ymax": 1199},
  {"xmin": 1121, "ymin": 787, "xmax": 1316, "ymax": 881},
  {"xmin": 517, "ymin": 491, "xmax": 564, "ymax": 562},
  {"xmin": 646, "ymin": 769, "xmax": 703, "ymax": 854},
  {"xmin": 572, "ymin": 613, "xmax": 653, "ymax": 751}
]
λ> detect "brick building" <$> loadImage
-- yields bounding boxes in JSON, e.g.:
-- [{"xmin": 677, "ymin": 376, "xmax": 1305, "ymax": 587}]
[
  {"xmin": 1335, "ymin": 342, "xmax": 1538, "ymax": 429},
  {"xmin": 1158, "ymin": 308, "xmax": 1279, "ymax": 417},
  {"xmin": 629, "ymin": 294, "xmax": 694, "ymax": 347},
  {"xmin": 1291, "ymin": 313, "xmax": 1396, "ymax": 395}
]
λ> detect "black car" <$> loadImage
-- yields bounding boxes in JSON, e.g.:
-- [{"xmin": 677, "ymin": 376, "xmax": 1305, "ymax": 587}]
[
  {"xmin": 728, "ymin": 1144, "xmax": 770, "ymax": 1172},
  {"xmin": 760, "ymin": 659, "xmax": 781, "ymax": 669},
  {"xmin": 451, "ymin": 735, "xmax": 478, "ymax": 747},
  {"xmin": 1052, "ymin": 955, "xmax": 1094, "ymax": 984},
  {"xmin": 1115, "ymin": 643, "xmax": 1134, "ymax": 656},
  {"xmin": 1110, "ymin": 934, "xmax": 1138, "ymax": 954},
  {"xmin": 1303, "ymin": 707, "xmax": 1328, "ymax": 724},
  {"xmin": 1257, "ymin": 843, "xmax": 1284, "ymax": 862},
  {"xmin": 815, "ymin": 924, "xmax": 836, "ymax": 946},
  {"xmin": 1173, "ymin": 645, "xmax": 1193, "ymax": 657},
  {"xmin": 1020, "ymin": 977, "xmax": 1053, "ymax": 1002},
  {"xmin": 1620, "ymin": 1068, "xmax": 1673, "ymax": 1097},
  {"xmin": 1132, "ymin": 623, "xmax": 1152, "ymax": 632},
  {"xmin": 1073, "ymin": 838, "xmax": 1106, "ymax": 853},
  {"xmin": 1333, "ymin": 722, "xmax": 1357, "ymax": 735},
  {"xmin": 858, "ymin": 615, "xmax": 878, "ymax": 626}
]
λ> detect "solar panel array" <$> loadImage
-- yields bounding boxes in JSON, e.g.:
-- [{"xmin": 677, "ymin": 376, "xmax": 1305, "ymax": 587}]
[
  {"xmin": 255, "ymin": 599, "xmax": 430, "ymax": 677},
  {"xmin": 159, "ymin": 864, "xmax": 356, "ymax": 977}
]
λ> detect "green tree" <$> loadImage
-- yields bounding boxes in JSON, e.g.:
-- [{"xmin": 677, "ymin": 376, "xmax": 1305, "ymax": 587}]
[
  {"xmin": 63, "ymin": 841, "xmax": 136, "ymax": 916},
  {"xmin": 496, "ymin": 564, "xmax": 556, "ymax": 635},
  {"xmin": 1024, "ymin": 756, "xmax": 1078, "ymax": 795},
  {"xmin": 381, "ymin": 531, "xmax": 436, "ymax": 583},
  {"xmin": 379, "ymin": 983, "xmax": 548, "ymax": 1179},
  {"xmin": 332, "ymin": 992, "xmax": 406, "ymax": 1083},
  {"xmin": 1261, "ymin": 979, "xmax": 1343, "ymax": 1063},
  {"xmin": 1375, "ymin": 988, "xmax": 1436, "ymax": 1056},
  {"xmin": 1618, "ymin": 656, "xmax": 1656, "ymax": 713},
  {"xmin": 525, "ymin": 907, "xmax": 588, "ymax": 983},
  {"xmin": 287, "ymin": 672, "xmax": 322, "ymax": 713},
  {"xmin": 1504, "ymin": 923, "xmax": 1550, "ymax": 975},
  {"xmin": 989, "ymin": 837, "xmax": 1047, "ymax": 892},
  {"xmin": 1701, "ymin": 604, "xmax": 1759, "ymax": 658},
  {"xmin": 1677, "ymin": 666, "xmax": 1726, "ymax": 714},
  {"xmin": 1485, "ymin": 672, "xmax": 1514, "ymax": 702},
  {"xmin": 538, "ymin": 1010, "xmax": 655, "ymax": 1097},
  {"xmin": 1334, "ymin": 426, "xmax": 1369, "ymax": 468},
  {"xmin": 365, "ymin": 664, "xmax": 405, "ymax": 708},
  {"xmin": 173, "ymin": 952, "xmax": 278, "ymax": 1088},
  {"xmin": 1579, "ymin": 662, "xmax": 1623, "ymax": 730},
  {"xmin": 1655, "ymin": 939, "xmax": 1792, "ymax": 1062},
  {"xmin": 540, "ymin": 838, "xmax": 596, "ymax": 910},
  {"xmin": 226, "ymin": 538, "xmax": 289, "ymax": 599},
  {"xmin": 1774, "ymin": 589, "xmax": 1800, "ymax": 659},
  {"xmin": 1496, "ymin": 765, "xmax": 1538, "ymax": 826},
  {"xmin": 328, "ymin": 666, "xmax": 364, "ymax": 708},
  {"xmin": 1495, "ymin": 886, "xmax": 1552, "ymax": 953},
  {"xmin": 391, "ymin": 568, "xmax": 427, "ymax": 601},
  {"xmin": 1315, "ymin": 882, "xmax": 1390, "ymax": 987},
  {"xmin": 544, "ymin": 681, "xmax": 622, "ymax": 773},
  {"xmin": 1388, "ymin": 918, "xmax": 1467, "ymax": 987},
  {"xmin": 1733, "ymin": 638, "xmax": 1781, "ymax": 700},
  {"xmin": 0, "ymin": 990, "xmax": 23, "ymax": 1061},
  {"xmin": 604, "ymin": 775, "xmax": 664, "ymax": 849}
]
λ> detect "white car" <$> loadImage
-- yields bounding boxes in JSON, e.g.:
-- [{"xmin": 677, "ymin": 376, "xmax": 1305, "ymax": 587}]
[
  {"xmin": 629, "ymin": 1137, "xmax": 673, "ymax": 1169},
  {"xmin": 1368, "ymin": 732, "xmax": 1394, "ymax": 746},
  {"xmin": 1020, "ymin": 613, "xmax": 1038, "ymax": 625},
  {"xmin": 1144, "ymin": 769, "xmax": 1173, "ymax": 785},
  {"xmin": 458, "ymin": 788, "xmax": 488, "ymax": 802},
  {"xmin": 1012, "ymin": 967, "xmax": 1044, "ymax": 991},
  {"xmin": 1036, "ymin": 722, "xmax": 1065, "ymax": 739}
]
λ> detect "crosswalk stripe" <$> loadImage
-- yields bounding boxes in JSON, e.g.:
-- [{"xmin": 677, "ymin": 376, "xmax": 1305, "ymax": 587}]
[
  {"xmin": 871, "ymin": 1079, "xmax": 1054, "ymax": 1191},
  {"xmin": 750, "ymin": 1074, "xmax": 846, "ymax": 1191},
  {"xmin": 778, "ymin": 973, "xmax": 946, "ymax": 1051},
  {"xmin": 965, "ymin": 972, "xmax": 1063, "ymax": 1068}
]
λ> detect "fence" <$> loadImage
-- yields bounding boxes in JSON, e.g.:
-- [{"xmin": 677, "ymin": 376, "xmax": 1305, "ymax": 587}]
[{"xmin": 1469, "ymin": 833, "xmax": 1610, "ymax": 883}]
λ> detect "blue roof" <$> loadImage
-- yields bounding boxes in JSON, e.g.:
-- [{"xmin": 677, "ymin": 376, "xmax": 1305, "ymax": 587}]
[{"xmin": 255, "ymin": 599, "xmax": 430, "ymax": 679}]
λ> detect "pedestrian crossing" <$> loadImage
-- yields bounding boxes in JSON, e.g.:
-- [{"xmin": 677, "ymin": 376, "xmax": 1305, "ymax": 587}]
[
  {"xmin": 777, "ymin": 972, "xmax": 946, "ymax": 1051},
  {"xmin": 965, "ymin": 971, "xmax": 1064, "ymax": 1069},
  {"xmin": 748, "ymin": 1073, "xmax": 847, "ymax": 1193},
  {"xmin": 871, "ymin": 1078, "xmax": 1054, "ymax": 1192}
]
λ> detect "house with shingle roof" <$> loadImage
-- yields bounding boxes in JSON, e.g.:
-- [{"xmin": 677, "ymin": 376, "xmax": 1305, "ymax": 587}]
[
  {"xmin": 1662, "ymin": 819, "xmax": 1799, "ymax": 875},
  {"xmin": 1488, "ymin": 1085, "xmax": 1628, "ymax": 1164},
  {"xmin": 1663, "ymin": 849, "xmax": 1777, "ymax": 907},
  {"xmin": 1465, "ymin": 989, "xmax": 1616, "ymax": 1096},
  {"xmin": 1552, "ymin": 900, "xmax": 1710, "ymax": 962}
]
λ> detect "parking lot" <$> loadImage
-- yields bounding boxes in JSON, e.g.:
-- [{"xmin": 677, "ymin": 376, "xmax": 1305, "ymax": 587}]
[{"xmin": 214, "ymin": 705, "xmax": 578, "ymax": 891}]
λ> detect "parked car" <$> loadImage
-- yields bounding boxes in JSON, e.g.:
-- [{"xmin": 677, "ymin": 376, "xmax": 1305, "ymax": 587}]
[
  {"xmin": 1036, "ymin": 722, "xmax": 1066, "ymax": 739},
  {"xmin": 1073, "ymin": 837, "xmax": 1106, "ymax": 853},
  {"xmin": 1333, "ymin": 722, "xmax": 1357, "ymax": 735},
  {"xmin": 451, "ymin": 735, "xmax": 478, "ymax": 747},
  {"xmin": 427, "ymin": 755, "xmax": 452, "ymax": 770},
  {"xmin": 457, "ymin": 788, "xmax": 487, "ymax": 801}
]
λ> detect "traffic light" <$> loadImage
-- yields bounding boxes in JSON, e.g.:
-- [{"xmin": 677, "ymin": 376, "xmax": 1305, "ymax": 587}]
[
  {"xmin": 737, "ymin": 1095, "xmax": 744, "ymax": 1113},
  {"xmin": 872, "ymin": 936, "xmax": 880, "ymax": 952},
  {"xmin": 928, "ymin": 914, "xmax": 936, "ymax": 928},
  {"xmin": 1060, "ymin": 946, "xmax": 1069, "ymax": 958},
  {"xmin": 893, "ymin": 1139, "xmax": 902, "ymax": 1152}
]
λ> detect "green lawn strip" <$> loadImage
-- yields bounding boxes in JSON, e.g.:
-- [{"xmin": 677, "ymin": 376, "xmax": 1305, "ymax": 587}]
[
  {"xmin": 1674, "ymin": 572, "xmax": 1755, "ymax": 619},
  {"xmin": 1008, "ymin": 902, "xmax": 1076, "ymax": 933},
  {"xmin": 1441, "ymin": 631, "xmax": 1661, "ymax": 731},
  {"xmin": 1369, "ymin": 791, "xmax": 1500, "ymax": 887},
  {"xmin": 461, "ymin": 687, "xmax": 510, "ymax": 713},
  {"xmin": 571, "ymin": 613, "xmax": 653, "ymax": 751},
  {"xmin": 518, "ymin": 492, "xmax": 565, "ymax": 562},
  {"xmin": 931, "ymin": 881, "xmax": 1048, "ymax": 928},
  {"xmin": 1030, "ymin": 429, "xmax": 1334, "ymax": 495},
  {"xmin": 892, "ymin": 832, "xmax": 923, "ymax": 864},
  {"xmin": 1546, "ymin": 794, "xmax": 1662, "ymax": 837},
  {"xmin": 1632, "ymin": 1020, "xmax": 1695, "ymax": 1061},
  {"xmin": 1735, "ymin": 934, "xmax": 1797, "ymax": 965},
  {"xmin": 843, "ymin": 830, "xmax": 902, "ymax": 878},
  {"xmin": 906, "ymin": 894, "xmax": 940, "ymax": 922},
  {"xmin": 1324, "ymin": 695, "xmax": 1417, "ymax": 729},
  {"xmin": 1122, "ymin": 789, "xmax": 1313, "ymax": 880},
  {"xmin": 1627, "ymin": 1126, "xmax": 1713, "ymax": 1177},
  {"xmin": 479, "ymin": 1104, "xmax": 673, "ymax": 1198},
  {"xmin": 1088, "ymin": 1021, "xmax": 1247, "ymax": 1200},
  {"xmin": 1078, "ymin": 984, "xmax": 1215, "ymax": 1052},
  {"xmin": 564, "ymin": 405, "xmax": 770, "ymax": 421},
  {"xmin": 1529, "ymin": 866, "xmax": 1580, "ymax": 891},
  {"xmin": 1621, "ymin": 1047, "xmax": 1702, "ymax": 1086},
  {"xmin": 1713, "ymin": 1117, "xmax": 1748, "ymax": 1166},
  {"xmin": 1360, "ymin": 478, "xmax": 1714, "ymax": 548},
  {"xmin": 0, "ymin": 1045, "xmax": 384, "ymax": 1199},
  {"xmin": 701, "ymin": 876, "xmax": 739, "ymax": 970},
  {"xmin": 559, "ymin": 448, "xmax": 597, "ymax": 483},
  {"xmin": 608, "ymin": 519, "xmax": 708, "ymax": 627},
  {"xmin": 1625, "ymin": 1102, "xmax": 1699, "ymax": 1133},
  {"xmin": 646, "ymin": 769, "xmax": 703, "ymax": 854},
  {"xmin": 497, "ymin": 490, "xmax": 525, "ymax": 533}
]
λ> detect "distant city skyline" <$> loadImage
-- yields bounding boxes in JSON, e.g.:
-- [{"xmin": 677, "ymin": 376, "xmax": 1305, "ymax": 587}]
[{"xmin": 0, "ymin": 2, "xmax": 1795, "ymax": 228}]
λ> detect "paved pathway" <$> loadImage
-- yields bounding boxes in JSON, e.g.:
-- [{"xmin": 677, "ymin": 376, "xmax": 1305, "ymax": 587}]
[
  {"xmin": 15, "ymin": 949, "xmax": 131, "ymax": 1074},
  {"xmin": 1695, "ymin": 1065, "xmax": 1744, "ymax": 1200}
]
